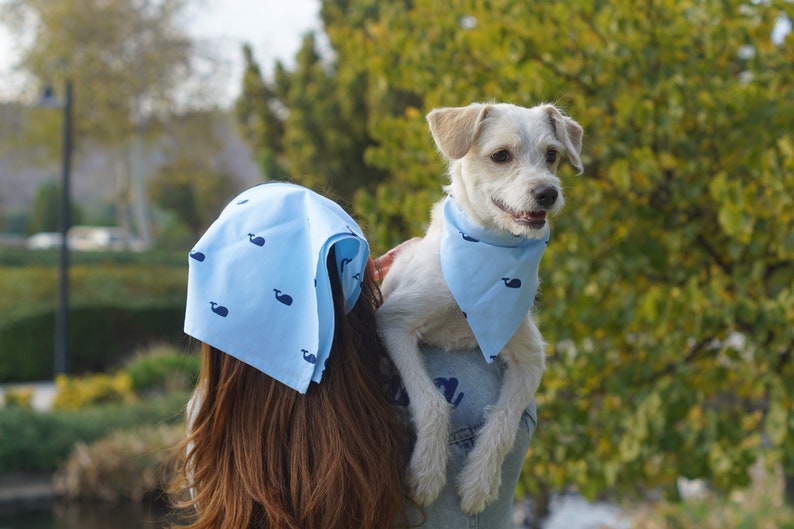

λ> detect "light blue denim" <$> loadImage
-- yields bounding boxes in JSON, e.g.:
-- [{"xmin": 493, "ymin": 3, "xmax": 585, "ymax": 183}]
[{"xmin": 388, "ymin": 346, "xmax": 537, "ymax": 529}]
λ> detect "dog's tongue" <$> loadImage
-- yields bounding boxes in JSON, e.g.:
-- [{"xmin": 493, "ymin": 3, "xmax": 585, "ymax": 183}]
[{"xmin": 520, "ymin": 211, "xmax": 547, "ymax": 221}]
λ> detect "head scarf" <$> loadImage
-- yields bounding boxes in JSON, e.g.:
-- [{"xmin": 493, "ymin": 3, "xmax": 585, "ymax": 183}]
[{"xmin": 184, "ymin": 183, "xmax": 369, "ymax": 393}]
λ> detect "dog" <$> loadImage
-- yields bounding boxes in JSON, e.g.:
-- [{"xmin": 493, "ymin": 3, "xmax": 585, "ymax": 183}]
[{"xmin": 377, "ymin": 102, "xmax": 583, "ymax": 514}]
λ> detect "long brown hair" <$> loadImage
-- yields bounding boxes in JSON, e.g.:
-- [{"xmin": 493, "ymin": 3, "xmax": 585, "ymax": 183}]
[{"xmin": 169, "ymin": 257, "xmax": 406, "ymax": 529}]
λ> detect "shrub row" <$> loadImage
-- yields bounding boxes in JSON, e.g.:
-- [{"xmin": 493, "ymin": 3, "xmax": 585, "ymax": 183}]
[
  {"xmin": 0, "ymin": 305, "xmax": 188, "ymax": 382},
  {"xmin": 1, "ymin": 261, "xmax": 189, "ymax": 382},
  {"xmin": 0, "ymin": 247, "xmax": 187, "ymax": 267},
  {"xmin": 0, "ymin": 348, "xmax": 199, "ymax": 476},
  {"xmin": 0, "ymin": 390, "xmax": 190, "ymax": 473}
]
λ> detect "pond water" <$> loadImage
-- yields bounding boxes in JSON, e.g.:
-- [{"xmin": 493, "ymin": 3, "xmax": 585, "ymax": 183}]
[{"xmin": 0, "ymin": 500, "xmax": 173, "ymax": 529}]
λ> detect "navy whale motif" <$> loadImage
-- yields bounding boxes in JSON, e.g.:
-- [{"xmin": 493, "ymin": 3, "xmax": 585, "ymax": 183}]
[
  {"xmin": 274, "ymin": 289, "xmax": 293, "ymax": 306},
  {"xmin": 209, "ymin": 301, "xmax": 229, "ymax": 317},
  {"xmin": 189, "ymin": 251, "xmax": 205, "ymax": 262},
  {"xmin": 501, "ymin": 277, "xmax": 522, "ymax": 289},
  {"xmin": 248, "ymin": 233, "xmax": 266, "ymax": 247},
  {"xmin": 301, "ymin": 349, "xmax": 317, "ymax": 364}
]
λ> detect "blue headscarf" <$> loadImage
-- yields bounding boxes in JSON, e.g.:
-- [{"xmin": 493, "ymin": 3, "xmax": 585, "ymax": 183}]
[{"xmin": 184, "ymin": 183, "xmax": 369, "ymax": 393}]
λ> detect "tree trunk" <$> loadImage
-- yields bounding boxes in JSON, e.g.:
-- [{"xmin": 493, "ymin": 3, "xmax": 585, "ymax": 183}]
[{"xmin": 784, "ymin": 472, "xmax": 794, "ymax": 510}]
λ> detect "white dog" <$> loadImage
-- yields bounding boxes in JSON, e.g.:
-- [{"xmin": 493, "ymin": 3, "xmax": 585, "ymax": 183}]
[{"xmin": 377, "ymin": 102, "xmax": 583, "ymax": 514}]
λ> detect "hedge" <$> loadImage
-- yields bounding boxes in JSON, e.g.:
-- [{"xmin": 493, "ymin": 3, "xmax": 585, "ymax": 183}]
[
  {"xmin": 0, "ymin": 305, "xmax": 187, "ymax": 381},
  {"xmin": 0, "ymin": 391, "xmax": 190, "ymax": 473},
  {"xmin": 0, "ymin": 247, "xmax": 187, "ymax": 267},
  {"xmin": 1, "ymin": 259, "xmax": 189, "ymax": 382}
]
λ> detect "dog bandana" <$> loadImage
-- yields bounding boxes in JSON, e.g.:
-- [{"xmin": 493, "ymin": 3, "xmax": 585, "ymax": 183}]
[
  {"xmin": 440, "ymin": 197, "xmax": 549, "ymax": 362},
  {"xmin": 184, "ymin": 182, "xmax": 369, "ymax": 394}
]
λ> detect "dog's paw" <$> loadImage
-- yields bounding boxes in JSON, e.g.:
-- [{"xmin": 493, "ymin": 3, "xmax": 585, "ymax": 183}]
[
  {"xmin": 408, "ymin": 464, "xmax": 447, "ymax": 507},
  {"xmin": 406, "ymin": 438, "xmax": 448, "ymax": 506},
  {"xmin": 457, "ymin": 455, "xmax": 502, "ymax": 515}
]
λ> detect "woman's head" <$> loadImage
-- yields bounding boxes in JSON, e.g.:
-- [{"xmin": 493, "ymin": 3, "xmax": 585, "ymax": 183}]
[
  {"xmin": 171, "ymin": 184, "xmax": 406, "ymax": 529},
  {"xmin": 183, "ymin": 183, "xmax": 371, "ymax": 393}
]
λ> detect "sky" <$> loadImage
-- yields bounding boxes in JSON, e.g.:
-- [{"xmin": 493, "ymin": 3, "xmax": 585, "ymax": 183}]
[{"xmin": 0, "ymin": 0, "xmax": 322, "ymax": 104}]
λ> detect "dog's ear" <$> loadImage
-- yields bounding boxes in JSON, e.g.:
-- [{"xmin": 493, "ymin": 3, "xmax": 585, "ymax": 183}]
[
  {"xmin": 546, "ymin": 106, "xmax": 584, "ymax": 175},
  {"xmin": 426, "ymin": 103, "xmax": 490, "ymax": 160}
]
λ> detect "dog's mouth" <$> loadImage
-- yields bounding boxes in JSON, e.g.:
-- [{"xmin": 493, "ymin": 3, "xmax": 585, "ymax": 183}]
[{"xmin": 492, "ymin": 198, "xmax": 547, "ymax": 229}]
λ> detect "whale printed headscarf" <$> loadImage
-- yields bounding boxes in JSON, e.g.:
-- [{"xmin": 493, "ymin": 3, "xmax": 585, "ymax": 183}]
[{"xmin": 184, "ymin": 183, "xmax": 369, "ymax": 394}]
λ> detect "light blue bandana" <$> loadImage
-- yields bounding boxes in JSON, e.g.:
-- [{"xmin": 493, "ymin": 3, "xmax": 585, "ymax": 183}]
[
  {"xmin": 440, "ymin": 197, "xmax": 549, "ymax": 362},
  {"xmin": 184, "ymin": 183, "xmax": 369, "ymax": 394}
]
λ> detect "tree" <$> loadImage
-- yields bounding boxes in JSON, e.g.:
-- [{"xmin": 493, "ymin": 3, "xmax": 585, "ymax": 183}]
[
  {"xmin": 231, "ymin": 0, "xmax": 794, "ymax": 512},
  {"xmin": 147, "ymin": 111, "xmax": 240, "ymax": 238},
  {"xmin": 235, "ymin": 29, "xmax": 390, "ymax": 207},
  {"xmin": 0, "ymin": 0, "xmax": 214, "ymax": 246},
  {"xmin": 335, "ymin": 0, "xmax": 794, "ymax": 507},
  {"xmin": 235, "ymin": 44, "xmax": 289, "ymax": 183}
]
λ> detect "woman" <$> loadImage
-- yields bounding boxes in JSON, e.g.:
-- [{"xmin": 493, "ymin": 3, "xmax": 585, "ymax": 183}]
[{"xmin": 169, "ymin": 183, "xmax": 535, "ymax": 529}]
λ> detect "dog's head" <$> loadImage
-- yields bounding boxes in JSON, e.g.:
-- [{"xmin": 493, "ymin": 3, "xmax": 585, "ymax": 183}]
[{"xmin": 427, "ymin": 102, "xmax": 583, "ymax": 239}]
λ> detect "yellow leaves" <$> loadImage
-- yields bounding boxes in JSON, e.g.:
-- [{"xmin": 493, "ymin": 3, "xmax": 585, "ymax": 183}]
[
  {"xmin": 53, "ymin": 371, "xmax": 134, "ymax": 411},
  {"xmin": 607, "ymin": 159, "xmax": 631, "ymax": 191},
  {"xmin": 766, "ymin": 397, "xmax": 791, "ymax": 447},
  {"xmin": 708, "ymin": 171, "xmax": 756, "ymax": 243}
]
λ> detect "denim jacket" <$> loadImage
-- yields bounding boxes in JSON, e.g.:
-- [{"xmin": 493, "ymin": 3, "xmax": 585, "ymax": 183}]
[{"xmin": 390, "ymin": 346, "xmax": 537, "ymax": 529}]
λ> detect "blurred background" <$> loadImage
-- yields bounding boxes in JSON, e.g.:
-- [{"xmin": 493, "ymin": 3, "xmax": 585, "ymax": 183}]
[{"xmin": 0, "ymin": 0, "xmax": 792, "ymax": 528}]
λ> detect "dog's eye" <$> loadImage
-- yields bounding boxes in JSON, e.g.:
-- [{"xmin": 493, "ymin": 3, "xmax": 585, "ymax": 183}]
[
  {"xmin": 490, "ymin": 150, "xmax": 511, "ymax": 163},
  {"xmin": 545, "ymin": 149, "xmax": 558, "ymax": 164}
]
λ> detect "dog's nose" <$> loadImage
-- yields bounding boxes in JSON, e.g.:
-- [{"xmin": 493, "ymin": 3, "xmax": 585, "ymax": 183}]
[{"xmin": 532, "ymin": 186, "xmax": 558, "ymax": 208}]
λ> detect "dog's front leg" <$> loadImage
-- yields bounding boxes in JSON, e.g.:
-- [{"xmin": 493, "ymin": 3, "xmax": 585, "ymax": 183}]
[
  {"xmin": 379, "ymin": 317, "xmax": 451, "ymax": 506},
  {"xmin": 457, "ymin": 318, "xmax": 546, "ymax": 514}
]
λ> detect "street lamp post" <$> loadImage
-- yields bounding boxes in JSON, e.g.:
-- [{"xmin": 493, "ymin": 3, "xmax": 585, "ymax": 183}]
[{"xmin": 54, "ymin": 80, "xmax": 73, "ymax": 377}]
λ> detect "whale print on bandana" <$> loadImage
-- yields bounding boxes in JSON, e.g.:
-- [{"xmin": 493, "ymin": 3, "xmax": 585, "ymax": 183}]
[
  {"xmin": 440, "ymin": 197, "xmax": 549, "ymax": 362},
  {"xmin": 184, "ymin": 183, "xmax": 369, "ymax": 394}
]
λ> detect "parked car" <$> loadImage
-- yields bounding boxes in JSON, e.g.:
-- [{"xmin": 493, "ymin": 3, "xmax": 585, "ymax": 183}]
[
  {"xmin": 26, "ymin": 232, "xmax": 63, "ymax": 250},
  {"xmin": 26, "ymin": 227, "xmax": 146, "ymax": 251}
]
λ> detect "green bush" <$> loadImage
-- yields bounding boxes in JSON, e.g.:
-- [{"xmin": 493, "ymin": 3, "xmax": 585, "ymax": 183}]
[
  {"xmin": 0, "ymin": 390, "xmax": 190, "ymax": 473},
  {"xmin": 0, "ymin": 305, "xmax": 187, "ymax": 381},
  {"xmin": 0, "ymin": 261, "xmax": 188, "ymax": 382},
  {"xmin": 0, "ymin": 248, "xmax": 187, "ymax": 267},
  {"xmin": 124, "ymin": 344, "xmax": 199, "ymax": 395}
]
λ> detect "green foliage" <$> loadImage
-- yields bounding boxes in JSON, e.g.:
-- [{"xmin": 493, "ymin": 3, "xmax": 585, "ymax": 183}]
[
  {"xmin": 123, "ymin": 344, "xmax": 199, "ymax": 395},
  {"xmin": 244, "ymin": 0, "xmax": 794, "ymax": 502},
  {"xmin": 146, "ymin": 110, "xmax": 244, "ymax": 241},
  {"xmin": 0, "ymin": 262, "xmax": 187, "ymax": 381},
  {"xmin": 0, "ymin": 391, "xmax": 189, "ymax": 473},
  {"xmin": 0, "ymin": 247, "xmax": 187, "ymax": 267},
  {"xmin": 27, "ymin": 181, "xmax": 84, "ymax": 234},
  {"xmin": 147, "ymin": 157, "xmax": 237, "ymax": 237},
  {"xmin": 234, "ymin": 33, "xmax": 389, "ymax": 206}
]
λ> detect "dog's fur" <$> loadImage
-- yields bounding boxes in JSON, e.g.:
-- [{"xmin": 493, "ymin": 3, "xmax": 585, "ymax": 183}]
[{"xmin": 377, "ymin": 102, "xmax": 583, "ymax": 514}]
